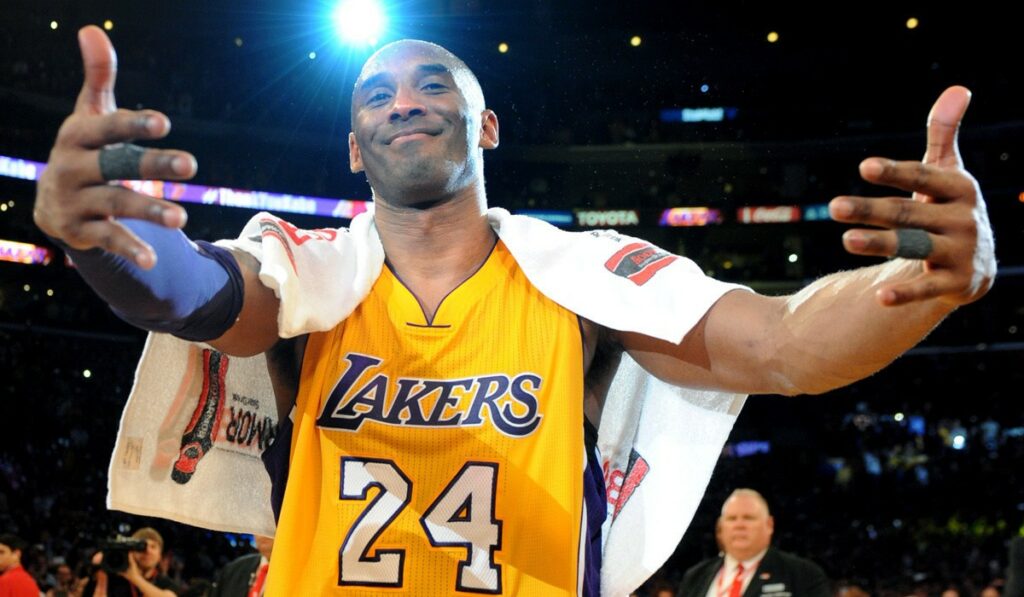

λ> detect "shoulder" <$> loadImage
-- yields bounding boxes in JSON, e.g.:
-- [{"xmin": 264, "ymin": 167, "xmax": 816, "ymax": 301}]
[
  {"xmin": 772, "ymin": 547, "xmax": 823, "ymax": 565},
  {"xmin": 767, "ymin": 548, "xmax": 828, "ymax": 578},
  {"xmin": 228, "ymin": 553, "xmax": 262, "ymax": 568},
  {"xmin": 682, "ymin": 556, "xmax": 720, "ymax": 579},
  {"xmin": 153, "ymin": 573, "xmax": 183, "ymax": 592}
]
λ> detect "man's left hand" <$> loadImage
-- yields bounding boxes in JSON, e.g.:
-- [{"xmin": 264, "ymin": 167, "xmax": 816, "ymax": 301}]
[
  {"xmin": 829, "ymin": 85, "xmax": 997, "ymax": 307},
  {"xmin": 118, "ymin": 550, "xmax": 143, "ymax": 584}
]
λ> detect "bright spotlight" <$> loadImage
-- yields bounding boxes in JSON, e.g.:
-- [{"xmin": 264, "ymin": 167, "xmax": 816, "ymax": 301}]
[
  {"xmin": 952, "ymin": 433, "xmax": 966, "ymax": 450},
  {"xmin": 332, "ymin": 0, "xmax": 387, "ymax": 46}
]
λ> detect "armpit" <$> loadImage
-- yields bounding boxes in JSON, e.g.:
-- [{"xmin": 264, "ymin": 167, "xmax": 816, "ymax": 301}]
[
  {"xmin": 265, "ymin": 334, "xmax": 308, "ymax": 421},
  {"xmin": 582, "ymin": 319, "xmax": 623, "ymax": 427}
]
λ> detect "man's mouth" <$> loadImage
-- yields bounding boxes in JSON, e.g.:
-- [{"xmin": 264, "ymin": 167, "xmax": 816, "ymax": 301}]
[{"xmin": 386, "ymin": 128, "xmax": 441, "ymax": 144}]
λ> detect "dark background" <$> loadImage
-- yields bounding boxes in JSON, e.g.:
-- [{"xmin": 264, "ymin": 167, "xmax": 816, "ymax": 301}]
[{"xmin": 1, "ymin": 1, "xmax": 1022, "ymax": 595}]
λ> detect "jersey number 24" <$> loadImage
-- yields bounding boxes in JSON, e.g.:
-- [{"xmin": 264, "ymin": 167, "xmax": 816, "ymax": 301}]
[{"xmin": 339, "ymin": 457, "xmax": 503, "ymax": 593}]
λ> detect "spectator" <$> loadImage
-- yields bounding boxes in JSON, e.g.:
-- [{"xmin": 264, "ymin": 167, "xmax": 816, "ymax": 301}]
[
  {"xmin": 209, "ymin": 535, "xmax": 271, "ymax": 597},
  {"xmin": 45, "ymin": 562, "xmax": 76, "ymax": 597},
  {"xmin": 0, "ymin": 533, "xmax": 41, "ymax": 597},
  {"xmin": 675, "ymin": 489, "xmax": 830, "ymax": 597},
  {"xmin": 83, "ymin": 527, "xmax": 180, "ymax": 597}
]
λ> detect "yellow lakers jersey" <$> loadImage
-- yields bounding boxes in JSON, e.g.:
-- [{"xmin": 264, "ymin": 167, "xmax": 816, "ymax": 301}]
[{"xmin": 267, "ymin": 241, "xmax": 586, "ymax": 595}]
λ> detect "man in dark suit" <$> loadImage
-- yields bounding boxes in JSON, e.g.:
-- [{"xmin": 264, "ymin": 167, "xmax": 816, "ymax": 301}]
[
  {"xmin": 210, "ymin": 535, "xmax": 273, "ymax": 597},
  {"xmin": 676, "ymin": 489, "xmax": 830, "ymax": 597}
]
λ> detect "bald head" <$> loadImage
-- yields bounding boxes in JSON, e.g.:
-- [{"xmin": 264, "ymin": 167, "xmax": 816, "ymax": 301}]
[
  {"xmin": 718, "ymin": 488, "xmax": 774, "ymax": 560},
  {"xmin": 721, "ymin": 488, "xmax": 771, "ymax": 517},
  {"xmin": 352, "ymin": 39, "xmax": 485, "ymax": 123}
]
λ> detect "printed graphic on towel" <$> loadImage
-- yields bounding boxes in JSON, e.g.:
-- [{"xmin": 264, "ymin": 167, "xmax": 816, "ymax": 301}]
[
  {"xmin": 258, "ymin": 216, "xmax": 338, "ymax": 274},
  {"xmin": 603, "ymin": 242, "xmax": 677, "ymax": 286},
  {"xmin": 603, "ymin": 448, "xmax": 650, "ymax": 520},
  {"xmin": 171, "ymin": 350, "xmax": 276, "ymax": 484}
]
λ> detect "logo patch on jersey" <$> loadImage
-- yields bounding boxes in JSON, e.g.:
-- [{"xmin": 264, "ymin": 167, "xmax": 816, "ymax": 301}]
[
  {"xmin": 603, "ymin": 448, "xmax": 650, "ymax": 520},
  {"xmin": 316, "ymin": 353, "xmax": 543, "ymax": 438},
  {"xmin": 604, "ymin": 242, "xmax": 677, "ymax": 286}
]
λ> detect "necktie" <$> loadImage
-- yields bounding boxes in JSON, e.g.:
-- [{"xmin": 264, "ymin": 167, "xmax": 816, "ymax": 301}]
[
  {"xmin": 249, "ymin": 561, "xmax": 269, "ymax": 597},
  {"xmin": 728, "ymin": 562, "xmax": 745, "ymax": 597}
]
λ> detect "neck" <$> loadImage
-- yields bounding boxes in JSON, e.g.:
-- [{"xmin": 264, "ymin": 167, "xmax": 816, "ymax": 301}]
[
  {"xmin": 728, "ymin": 547, "xmax": 768, "ymax": 564},
  {"xmin": 373, "ymin": 181, "xmax": 496, "ymax": 321}
]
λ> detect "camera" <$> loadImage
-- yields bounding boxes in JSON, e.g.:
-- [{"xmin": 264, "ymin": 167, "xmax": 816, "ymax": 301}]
[{"xmin": 99, "ymin": 536, "xmax": 148, "ymax": 574}]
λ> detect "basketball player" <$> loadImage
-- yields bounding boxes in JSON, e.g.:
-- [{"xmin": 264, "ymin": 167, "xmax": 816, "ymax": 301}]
[{"xmin": 33, "ymin": 26, "xmax": 995, "ymax": 595}]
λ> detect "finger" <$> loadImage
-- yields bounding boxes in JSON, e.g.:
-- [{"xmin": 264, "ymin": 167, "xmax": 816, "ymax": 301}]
[
  {"xmin": 923, "ymin": 86, "xmax": 971, "ymax": 168},
  {"xmin": 829, "ymin": 195, "xmax": 940, "ymax": 230},
  {"xmin": 75, "ymin": 25, "xmax": 118, "ymax": 115},
  {"xmin": 43, "ymin": 184, "xmax": 188, "ymax": 254},
  {"xmin": 876, "ymin": 270, "xmax": 961, "ymax": 306},
  {"xmin": 857, "ymin": 158, "xmax": 974, "ymax": 201},
  {"xmin": 70, "ymin": 218, "xmax": 157, "ymax": 269},
  {"xmin": 840, "ymin": 228, "xmax": 944, "ymax": 261},
  {"xmin": 78, "ymin": 184, "xmax": 189, "ymax": 229},
  {"xmin": 57, "ymin": 109, "xmax": 171, "ymax": 150},
  {"xmin": 47, "ymin": 145, "xmax": 196, "ymax": 186}
]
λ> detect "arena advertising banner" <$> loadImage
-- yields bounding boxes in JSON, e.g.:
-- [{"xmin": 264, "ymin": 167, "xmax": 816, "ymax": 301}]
[
  {"xmin": 658, "ymin": 207, "xmax": 723, "ymax": 227},
  {"xmin": 736, "ymin": 205, "xmax": 801, "ymax": 224},
  {"xmin": 0, "ymin": 153, "xmax": 369, "ymax": 219},
  {"xmin": 514, "ymin": 210, "xmax": 574, "ymax": 227},
  {"xmin": 575, "ymin": 209, "xmax": 640, "ymax": 228},
  {"xmin": 0, "ymin": 239, "xmax": 52, "ymax": 265}
]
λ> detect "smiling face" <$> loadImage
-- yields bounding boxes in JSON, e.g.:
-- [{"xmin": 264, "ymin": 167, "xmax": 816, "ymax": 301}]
[
  {"xmin": 719, "ymin": 491, "xmax": 774, "ymax": 561},
  {"xmin": 348, "ymin": 40, "xmax": 497, "ymax": 208}
]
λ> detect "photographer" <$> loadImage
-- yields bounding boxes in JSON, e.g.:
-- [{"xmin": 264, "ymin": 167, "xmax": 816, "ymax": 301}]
[{"xmin": 83, "ymin": 528, "xmax": 180, "ymax": 597}]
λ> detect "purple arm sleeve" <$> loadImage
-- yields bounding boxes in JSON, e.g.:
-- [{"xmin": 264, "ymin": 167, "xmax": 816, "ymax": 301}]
[{"xmin": 59, "ymin": 219, "xmax": 245, "ymax": 342}]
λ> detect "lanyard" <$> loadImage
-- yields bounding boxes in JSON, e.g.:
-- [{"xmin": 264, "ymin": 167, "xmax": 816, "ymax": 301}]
[{"xmin": 714, "ymin": 558, "xmax": 762, "ymax": 597}]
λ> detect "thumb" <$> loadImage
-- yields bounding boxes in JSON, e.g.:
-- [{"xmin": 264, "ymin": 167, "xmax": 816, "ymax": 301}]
[
  {"xmin": 74, "ymin": 25, "xmax": 118, "ymax": 115},
  {"xmin": 923, "ymin": 85, "xmax": 971, "ymax": 168}
]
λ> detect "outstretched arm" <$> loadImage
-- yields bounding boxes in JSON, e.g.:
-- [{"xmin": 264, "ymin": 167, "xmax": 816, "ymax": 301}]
[
  {"xmin": 622, "ymin": 86, "xmax": 996, "ymax": 396},
  {"xmin": 33, "ymin": 26, "xmax": 280, "ymax": 356}
]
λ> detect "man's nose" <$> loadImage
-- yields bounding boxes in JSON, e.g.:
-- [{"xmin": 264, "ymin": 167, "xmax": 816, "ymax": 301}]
[{"xmin": 389, "ymin": 86, "xmax": 425, "ymax": 121}]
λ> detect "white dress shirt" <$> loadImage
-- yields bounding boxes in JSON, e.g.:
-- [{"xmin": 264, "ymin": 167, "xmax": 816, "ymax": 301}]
[{"xmin": 704, "ymin": 548, "xmax": 769, "ymax": 597}]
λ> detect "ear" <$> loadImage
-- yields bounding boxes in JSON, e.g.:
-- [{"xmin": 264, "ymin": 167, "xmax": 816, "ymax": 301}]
[
  {"xmin": 478, "ymin": 109, "xmax": 499, "ymax": 150},
  {"xmin": 349, "ymin": 132, "xmax": 364, "ymax": 173},
  {"xmin": 766, "ymin": 515, "xmax": 775, "ymax": 536}
]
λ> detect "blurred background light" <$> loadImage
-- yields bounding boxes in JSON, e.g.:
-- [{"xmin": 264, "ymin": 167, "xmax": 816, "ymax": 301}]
[{"xmin": 332, "ymin": 0, "xmax": 387, "ymax": 46}]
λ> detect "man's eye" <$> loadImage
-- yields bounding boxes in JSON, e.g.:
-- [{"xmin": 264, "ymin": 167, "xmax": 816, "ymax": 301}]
[
  {"xmin": 367, "ymin": 92, "xmax": 390, "ymax": 105},
  {"xmin": 422, "ymin": 83, "xmax": 447, "ymax": 92}
]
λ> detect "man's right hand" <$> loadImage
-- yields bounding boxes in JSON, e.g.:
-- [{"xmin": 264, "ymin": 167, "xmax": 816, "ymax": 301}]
[{"xmin": 33, "ymin": 25, "xmax": 197, "ymax": 269}]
